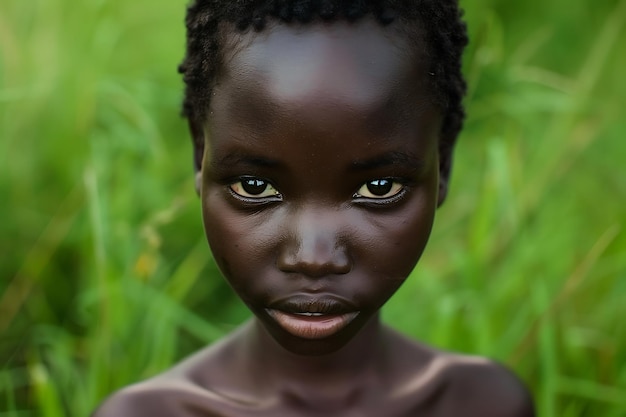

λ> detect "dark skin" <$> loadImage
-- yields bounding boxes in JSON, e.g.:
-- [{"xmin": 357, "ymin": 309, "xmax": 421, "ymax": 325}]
[{"xmin": 93, "ymin": 18, "xmax": 534, "ymax": 417}]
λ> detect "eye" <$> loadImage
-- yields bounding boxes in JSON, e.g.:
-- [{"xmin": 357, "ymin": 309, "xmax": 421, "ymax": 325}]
[
  {"xmin": 229, "ymin": 177, "xmax": 281, "ymax": 199},
  {"xmin": 354, "ymin": 179, "xmax": 404, "ymax": 199}
]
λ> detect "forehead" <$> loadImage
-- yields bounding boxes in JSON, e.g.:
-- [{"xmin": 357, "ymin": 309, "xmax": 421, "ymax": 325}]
[{"xmin": 210, "ymin": 18, "xmax": 435, "ymax": 125}]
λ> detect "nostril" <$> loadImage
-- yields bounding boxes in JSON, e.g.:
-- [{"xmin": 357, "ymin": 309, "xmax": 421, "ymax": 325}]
[
  {"xmin": 277, "ymin": 243, "xmax": 351, "ymax": 277},
  {"xmin": 277, "ymin": 258, "xmax": 351, "ymax": 278},
  {"xmin": 277, "ymin": 212, "xmax": 352, "ymax": 277}
]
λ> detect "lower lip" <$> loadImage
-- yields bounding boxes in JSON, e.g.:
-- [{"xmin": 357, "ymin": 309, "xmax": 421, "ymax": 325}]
[{"xmin": 266, "ymin": 309, "xmax": 359, "ymax": 340}]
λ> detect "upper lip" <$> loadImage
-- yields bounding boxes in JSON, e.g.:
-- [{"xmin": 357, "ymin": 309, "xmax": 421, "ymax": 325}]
[{"xmin": 268, "ymin": 294, "xmax": 357, "ymax": 316}]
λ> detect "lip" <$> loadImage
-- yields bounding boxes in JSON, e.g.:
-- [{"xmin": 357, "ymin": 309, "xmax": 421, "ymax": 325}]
[
  {"xmin": 266, "ymin": 309, "xmax": 359, "ymax": 339},
  {"xmin": 265, "ymin": 295, "xmax": 360, "ymax": 339}
]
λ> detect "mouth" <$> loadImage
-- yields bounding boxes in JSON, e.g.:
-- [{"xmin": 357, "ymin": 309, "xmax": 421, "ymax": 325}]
[{"xmin": 265, "ymin": 296, "xmax": 359, "ymax": 340}]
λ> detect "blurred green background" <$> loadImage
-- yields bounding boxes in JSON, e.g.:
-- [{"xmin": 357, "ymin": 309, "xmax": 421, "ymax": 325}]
[{"xmin": 1, "ymin": 0, "xmax": 625, "ymax": 416}]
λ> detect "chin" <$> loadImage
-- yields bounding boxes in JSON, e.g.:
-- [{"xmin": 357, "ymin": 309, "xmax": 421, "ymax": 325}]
[{"xmin": 274, "ymin": 333, "xmax": 353, "ymax": 356}]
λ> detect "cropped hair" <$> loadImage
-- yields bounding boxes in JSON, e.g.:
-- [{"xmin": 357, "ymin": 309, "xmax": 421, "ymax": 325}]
[{"xmin": 179, "ymin": 0, "xmax": 468, "ymax": 181}]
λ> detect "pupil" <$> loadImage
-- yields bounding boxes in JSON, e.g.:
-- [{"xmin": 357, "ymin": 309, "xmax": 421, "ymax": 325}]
[
  {"xmin": 367, "ymin": 179, "xmax": 392, "ymax": 196},
  {"xmin": 242, "ymin": 179, "xmax": 267, "ymax": 195}
]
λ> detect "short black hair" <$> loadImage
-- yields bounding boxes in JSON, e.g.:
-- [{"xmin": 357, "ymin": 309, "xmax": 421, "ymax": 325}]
[{"xmin": 179, "ymin": 0, "xmax": 468, "ymax": 184}]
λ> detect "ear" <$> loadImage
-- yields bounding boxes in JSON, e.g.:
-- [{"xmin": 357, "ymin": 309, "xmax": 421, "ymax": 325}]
[
  {"xmin": 437, "ymin": 144, "xmax": 453, "ymax": 207},
  {"xmin": 437, "ymin": 174, "xmax": 448, "ymax": 207},
  {"xmin": 195, "ymin": 170, "xmax": 203, "ymax": 196},
  {"xmin": 189, "ymin": 116, "xmax": 205, "ymax": 196}
]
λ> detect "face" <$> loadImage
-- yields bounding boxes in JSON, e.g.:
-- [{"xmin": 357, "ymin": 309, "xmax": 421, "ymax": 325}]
[{"xmin": 197, "ymin": 19, "xmax": 443, "ymax": 355}]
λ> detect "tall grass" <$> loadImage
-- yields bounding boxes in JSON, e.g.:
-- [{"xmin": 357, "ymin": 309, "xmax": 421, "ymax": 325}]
[{"xmin": 1, "ymin": 0, "xmax": 625, "ymax": 416}]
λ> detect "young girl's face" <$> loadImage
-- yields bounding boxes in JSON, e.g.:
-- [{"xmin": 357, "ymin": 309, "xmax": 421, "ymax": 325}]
[{"xmin": 199, "ymin": 18, "xmax": 442, "ymax": 355}]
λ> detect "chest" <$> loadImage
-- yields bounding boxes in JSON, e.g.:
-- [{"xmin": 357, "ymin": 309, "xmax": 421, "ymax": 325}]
[{"xmin": 164, "ymin": 382, "xmax": 467, "ymax": 417}]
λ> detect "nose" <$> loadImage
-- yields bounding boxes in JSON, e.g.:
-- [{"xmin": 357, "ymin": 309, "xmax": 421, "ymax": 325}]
[{"xmin": 277, "ymin": 210, "xmax": 351, "ymax": 278}]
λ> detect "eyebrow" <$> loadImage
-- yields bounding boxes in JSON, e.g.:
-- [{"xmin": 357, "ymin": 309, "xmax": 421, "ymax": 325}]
[
  {"xmin": 350, "ymin": 151, "xmax": 424, "ymax": 172},
  {"xmin": 212, "ymin": 152, "xmax": 282, "ymax": 169}
]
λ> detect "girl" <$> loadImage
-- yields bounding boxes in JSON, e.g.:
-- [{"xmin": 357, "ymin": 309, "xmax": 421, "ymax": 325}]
[{"xmin": 93, "ymin": 1, "xmax": 534, "ymax": 415}]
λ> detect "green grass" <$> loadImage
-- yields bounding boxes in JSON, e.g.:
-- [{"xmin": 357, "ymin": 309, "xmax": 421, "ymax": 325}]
[{"xmin": 1, "ymin": 0, "xmax": 625, "ymax": 416}]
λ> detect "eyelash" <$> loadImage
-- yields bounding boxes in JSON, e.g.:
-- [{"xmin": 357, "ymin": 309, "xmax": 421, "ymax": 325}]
[
  {"xmin": 352, "ymin": 178, "xmax": 410, "ymax": 206},
  {"xmin": 227, "ymin": 176, "xmax": 283, "ymax": 204},
  {"xmin": 226, "ymin": 176, "xmax": 409, "ymax": 206}
]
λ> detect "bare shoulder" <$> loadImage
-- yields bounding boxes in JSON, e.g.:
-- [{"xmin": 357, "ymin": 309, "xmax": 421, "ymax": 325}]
[
  {"xmin": 90, "ymin": 377, "xmax": 205, "ymax": 417},
  {"xmin": 91, "ymin": 329, "xmax": 252, "ymax": 417},
  {"xmin": 383, "ymin": 328, "xmax": 534, "ymax": 416},
  {"xmin": 439, "ymin": 353, "xmax": 535, "ymax": 417}
]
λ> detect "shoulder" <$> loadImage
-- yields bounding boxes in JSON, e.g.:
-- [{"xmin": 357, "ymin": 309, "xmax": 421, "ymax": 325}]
[
  {"xmin": 439, "ymin": 353, "xmax": 535, "ymax": 417},
  {"xmin": 91, "ymin": 372, "xmax": 232, "ymax": 417},
  {"xmin": 91, "ymin": 334, "xmax": 251, "ymax": 417},
  {"xmin": 91, "ymin": 376, "xmax": 218, "ymax": 417},
  {"xmin": 383, "ymin": 329, "xmax": 534, "ymax": 416}
]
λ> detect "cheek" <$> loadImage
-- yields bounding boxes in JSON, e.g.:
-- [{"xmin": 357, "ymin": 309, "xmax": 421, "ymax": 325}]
[
  {"xmin": 362, "ymin": 196, "xmax": 436, "ymax": 274},
  {"xmin": 201, "ymin": 188, "xmax": 279, "ymax": 290},
  {"xmin": 356, "ymin": 204, "xmax": 435, "ymax": 307}
]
